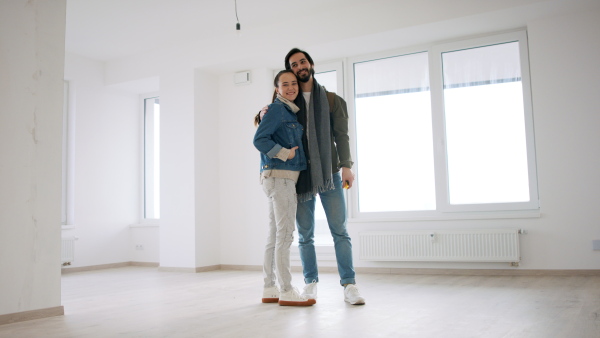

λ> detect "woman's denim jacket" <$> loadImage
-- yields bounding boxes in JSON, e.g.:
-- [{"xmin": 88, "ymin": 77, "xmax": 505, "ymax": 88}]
[{"xmin": 253, "ymin": 99, "xmax": 307, "ymax": 172}]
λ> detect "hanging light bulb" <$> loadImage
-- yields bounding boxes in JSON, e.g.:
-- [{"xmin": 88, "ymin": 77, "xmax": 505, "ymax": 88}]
[{"xmin": 235, "ymin": 0, "xmax": 241, "ymax": 36}]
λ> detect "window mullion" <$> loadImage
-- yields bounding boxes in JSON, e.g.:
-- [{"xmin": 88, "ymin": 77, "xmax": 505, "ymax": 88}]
[
  {"xmin": 429, "ymin": 45, "xmax": 450, "ymax": 212},
  {"xmin": 517, "ymin": 35, "xmax": 541, "ymax": 206}
]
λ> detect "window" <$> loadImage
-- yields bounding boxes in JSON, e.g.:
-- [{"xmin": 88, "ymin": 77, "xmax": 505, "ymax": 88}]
[
  {"xmin": 354, "ymin": 52, "xmax": 435, "ymax": 213},
  {"xmin": 350, "ymin": 31, "xmax": 539, "ymax": 219},
  {"xmin": 441, "ymin": 42, "xmax": 530, "ymax": 207},
  {"xmin": 143, "ymin": 96, "xmax": 160, "ymax": 220},
  {"xmin": 315, "ymin": 71, "xmax": 337, "ymax": 94}
]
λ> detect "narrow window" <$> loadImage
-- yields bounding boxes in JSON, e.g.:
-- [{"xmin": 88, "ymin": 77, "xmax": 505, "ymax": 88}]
[{"xmin": 144, "ymin": 96, "xmax": 160, "ymax": 219}]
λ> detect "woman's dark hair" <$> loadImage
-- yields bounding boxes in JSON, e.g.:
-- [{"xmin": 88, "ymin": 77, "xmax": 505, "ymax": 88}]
[
  {"xmin": 273, "ymin": 69, "xmax": 296, "ymax": 87},
  {"xmin": 254, "ymin": 111, "xmax": 262, "ymax": 127},
  {"xmin": 254, "ymin": 70, "xmax": 299, "ymax": 127},
  {"xmin": 284, "ymin": 48, "xmax": 314, "ymax": 70}
]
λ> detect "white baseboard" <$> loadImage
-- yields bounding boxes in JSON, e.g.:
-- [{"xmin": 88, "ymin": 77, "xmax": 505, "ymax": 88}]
[{"xmin": 61, "ymin": 262, "xmax": 600, "ymax": 277}]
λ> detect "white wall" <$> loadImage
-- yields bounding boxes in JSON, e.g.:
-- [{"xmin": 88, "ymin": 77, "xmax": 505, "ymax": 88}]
[
  {"xmin": 130, "ymin": 225, "xmax": 159, "ymax": 263},
  {"xmin": 194, "ymin": 70, "xmax": 221, "ymax": 267},
  {"xmin": 62, "ymin": 53, "xmax": 139, "ymax": 268},
  {"xmin": 0, "ymin": 0, "xmax": 66, "ymax": 316},
  {"xmin": 523, "ymin": 9, "xmax": 600, "ymax": 268},
  {"xmin": 215, "ymin": 7, "xmax": 600, "ymax": 271},
  {"xmin": 217, "ymin": 69, "xmax": 274, "ymax": 266},
  {"xmin": 159, "ymin": 67, "xmax": 197, "ymax": 269}
]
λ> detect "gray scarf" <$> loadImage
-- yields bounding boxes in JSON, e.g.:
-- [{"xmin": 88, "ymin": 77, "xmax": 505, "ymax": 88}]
[{"xmin": 296, "ymin": 80, "xmax": 334, "ymax": 202}]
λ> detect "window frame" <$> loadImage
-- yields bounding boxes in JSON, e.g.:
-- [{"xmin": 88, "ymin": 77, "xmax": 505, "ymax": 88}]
[
  {"xmin": 347, "ymin": 30, "xmax": 540, "ymax": 222},
  {"xmin": 140, "ymin": 92, "xmax": 160, "ymax": 224},
  {"xmin": 315, "ymin": 61, "xmax": 345, "ymax": 97}
]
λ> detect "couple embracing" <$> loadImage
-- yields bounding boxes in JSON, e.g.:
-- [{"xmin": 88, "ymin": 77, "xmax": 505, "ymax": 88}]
[{"xmin": 253, "ymin": 48, "xmax": 365, "ymax": 307}]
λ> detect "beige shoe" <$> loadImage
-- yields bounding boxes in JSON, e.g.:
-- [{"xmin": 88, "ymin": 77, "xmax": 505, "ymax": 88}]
[
  {"xmin": 279, "ymin": 287, "xmax": 316, "ymax": 306},
  {"xmin": 262, "ymin": 286, "xmax": 279, "ymax": 303}
]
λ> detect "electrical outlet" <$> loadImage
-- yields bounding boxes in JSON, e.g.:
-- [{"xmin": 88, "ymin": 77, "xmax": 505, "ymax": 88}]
[
  {"xmin": 135, "ymin": 244, "xmax": 144, "ymax": 250},
  {"xmin": 592, "ymin": 240, "xmax": 600, "ymax": 251}
]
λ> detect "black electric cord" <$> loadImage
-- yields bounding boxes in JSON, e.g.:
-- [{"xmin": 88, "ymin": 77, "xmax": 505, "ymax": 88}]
[{"xmin": 235, "ymin": 0, "xmax": 240, "ymax": 31}]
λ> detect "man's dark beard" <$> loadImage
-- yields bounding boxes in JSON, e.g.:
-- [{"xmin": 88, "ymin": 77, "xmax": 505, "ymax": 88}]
[{"xmin": 297, "ymin": 68, "xmax": 314, "ymax": 83}]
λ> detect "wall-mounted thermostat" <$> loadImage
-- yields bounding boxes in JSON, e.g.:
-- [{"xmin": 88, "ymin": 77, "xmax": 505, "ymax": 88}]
[{"xmin": 234, "ymin": 71, "xmax": 251, "ymax": 85}]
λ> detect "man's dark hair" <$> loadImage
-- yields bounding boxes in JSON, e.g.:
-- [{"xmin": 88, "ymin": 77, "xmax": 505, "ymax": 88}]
[{"xmin": 284, "ymin": 48, "xmax": 314, "ymax": 70}]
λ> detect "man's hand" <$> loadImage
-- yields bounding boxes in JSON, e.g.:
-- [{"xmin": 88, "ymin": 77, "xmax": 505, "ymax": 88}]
[
  {"xmin": 260, "ymin": 105, "xmax": 269, "ymax": 119},
  {"xmin": 341, "ymin": 167, "xmax": 355, "ymax": 189},
  {"xmin": 288, "ymin": 146, "xmax": 298, "ymax": 160}
]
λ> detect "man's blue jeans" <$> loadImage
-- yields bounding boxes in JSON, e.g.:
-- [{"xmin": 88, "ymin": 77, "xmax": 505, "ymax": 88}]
[{"xmin": 296, "ymin": 172, "xmax": 356, "ymax": 286}]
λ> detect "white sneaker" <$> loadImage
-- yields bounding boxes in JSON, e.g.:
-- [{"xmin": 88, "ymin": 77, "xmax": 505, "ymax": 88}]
[
  {"xmin": 344, "ymin": 284, "xmax": 365, "ymax": 305},
  {"xmin": 301, "ymin": 280, "xmax": 318, "ymax": 300},
  {"xmin": 262, "ymin": 286, "xmax": 279, "ymax": 303},
  {"xmin": 279, "ymin": 287, "xmax": 316, "ymax": 306}
]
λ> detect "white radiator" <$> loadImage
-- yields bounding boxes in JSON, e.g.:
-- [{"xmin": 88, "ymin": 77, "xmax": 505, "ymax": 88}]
[
  {"xmin": 359, "ymin": 229, "xmax": 521, "ymax": 263},
  {"xmin": 61, "ymin": 237, "xmax": 75, "ymax": 265}
]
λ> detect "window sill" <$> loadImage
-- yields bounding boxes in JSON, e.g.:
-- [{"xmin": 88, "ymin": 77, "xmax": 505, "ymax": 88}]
[
  {"xmin": 349, "ymin": 209, "xmax": 541, "ymax": 223},
  {"xmin": 129, "ymin": 223, "xmax": 160, "ymax": 228}
]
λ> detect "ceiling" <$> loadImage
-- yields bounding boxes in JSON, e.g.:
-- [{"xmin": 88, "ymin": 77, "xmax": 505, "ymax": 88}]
[
  {"xmin": 65, "ymin": 0, "xmax": 358, "ymax": 62},
  {"xmin": 65, "ymin": 0, "xmax": 600, "ymax": 79}
]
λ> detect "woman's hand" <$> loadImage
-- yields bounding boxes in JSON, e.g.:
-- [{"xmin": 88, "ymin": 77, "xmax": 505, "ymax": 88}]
[{"xmin": 287, "ymin": 146, "xmax": 298, "ymax": 159}]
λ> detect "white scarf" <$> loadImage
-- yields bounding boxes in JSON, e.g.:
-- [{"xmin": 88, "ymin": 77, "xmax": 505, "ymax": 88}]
[{"xmin": 276, "ymin": 94, "xmax": 300, "ymax": 113}]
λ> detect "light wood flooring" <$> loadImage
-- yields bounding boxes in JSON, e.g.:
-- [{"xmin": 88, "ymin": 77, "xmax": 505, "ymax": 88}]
[{"xmin": 1, "ymin": 266, "xmax": 599, "ymax": 337}]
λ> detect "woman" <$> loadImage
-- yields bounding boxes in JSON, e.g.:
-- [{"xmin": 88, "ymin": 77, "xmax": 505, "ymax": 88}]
[{"xmin": 253, "ymin": 70, "xmax": 315, "ymax": 306}]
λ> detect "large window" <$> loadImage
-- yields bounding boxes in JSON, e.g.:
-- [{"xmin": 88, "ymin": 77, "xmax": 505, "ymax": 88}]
[
  {"xmin": 351, "ymin": 31, "xmax": 539, "ymax": 219},
  {"xmin": 143, "ymin": 96, "xmax": 160, "ymax": 220},
  {"xmin": 354, "ymin": 52, "xmax": 435, "ymax": 213},
  {"xmin": 441, "ymin": 42, "xmax": 530, "ymax": 207}
]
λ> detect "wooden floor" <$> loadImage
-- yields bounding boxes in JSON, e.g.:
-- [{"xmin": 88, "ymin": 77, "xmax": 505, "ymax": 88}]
[{"xmin": 1, "ymin": 266, "xmax": 599, "ymax": 337}]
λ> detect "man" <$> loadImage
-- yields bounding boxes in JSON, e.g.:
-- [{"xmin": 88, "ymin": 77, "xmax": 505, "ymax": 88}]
[{"xmin": 283, "ymin": 48, "xmax": 365, "ymax": 305}]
